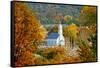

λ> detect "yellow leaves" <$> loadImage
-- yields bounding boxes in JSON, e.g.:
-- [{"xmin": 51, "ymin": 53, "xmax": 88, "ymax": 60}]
[
  {"xmin": 15, "ymin": 2, "xmax": 47, "ymax": 46},
  {"xmin": 79, "ymin": 6, "xmax": 97, "ymax": 27},
  {"xmin": 33, "ymin": 46, "xmax": 82, "ymax": 65},
  {"xmin": 34, "ymin": 46, "xmax": 67, "ymax": 64},
  {"xmin": 81, "ymin": 6, "xmax": 89, "ymax": 13},
  {"xmin": 64, "ymin": 15, "xmax": 72, "ymax": 22},
  {"xmin": 82, "ymin": 6, "xmax": 96, "ymax": 14},
  {"xmin": 67, "ymin": 23, "xmax": 78, "ymax": 31},
  {"xmin": 38, "ymin": 26, "xmax": 47, "ymax": 40},
  {"xmin": 14, "ymin": 2, "xmax": 47, "ymax": 66},
  {"xmin": 65, "ymin": 23, "xmax": 78, "ymax": 39}
]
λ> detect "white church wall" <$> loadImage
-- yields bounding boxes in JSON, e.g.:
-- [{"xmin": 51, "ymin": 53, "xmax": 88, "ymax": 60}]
[
  {"xmin": 56, "ymin": 37, "xmax": 60, "ymax": 45},
  {"xmin": 57, "ymin": 35, "xmax": 65, "ymax": 46}
]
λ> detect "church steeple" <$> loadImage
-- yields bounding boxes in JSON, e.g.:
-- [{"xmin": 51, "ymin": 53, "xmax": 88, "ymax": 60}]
[{"xmin": 58, "ymin": 21, "xmax": 63, "ymax": 35}]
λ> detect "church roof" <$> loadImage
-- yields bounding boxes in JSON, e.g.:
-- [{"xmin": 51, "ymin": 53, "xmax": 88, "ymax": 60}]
[{"xmin": 48, "ymin": 33, "xmax": 59, "ymax": 39}]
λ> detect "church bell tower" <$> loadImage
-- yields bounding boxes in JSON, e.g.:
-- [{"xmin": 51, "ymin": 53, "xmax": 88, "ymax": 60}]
[
  {"xmin": 58, "ymin": 21, "xmax": 65, "ymax": 45},
  {"xmin": 58, "ymin": 22, "xmax": 63, "ymax": 36}
]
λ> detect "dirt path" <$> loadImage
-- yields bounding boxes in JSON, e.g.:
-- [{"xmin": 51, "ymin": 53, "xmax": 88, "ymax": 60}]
[{"xmin": 65, "ymin": 37, "xmax": 79, "ymax": 57}]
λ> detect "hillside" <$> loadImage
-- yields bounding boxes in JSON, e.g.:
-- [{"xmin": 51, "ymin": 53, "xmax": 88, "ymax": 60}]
[{"xmin": 26, "ymin": 2, "xmax": 82, "ymax": 25}]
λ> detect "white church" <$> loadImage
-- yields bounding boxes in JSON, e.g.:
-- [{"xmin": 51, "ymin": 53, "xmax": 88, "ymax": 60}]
[{"xmin": 47, "ymin": 22, "xmax": 65, "ymax": 46}]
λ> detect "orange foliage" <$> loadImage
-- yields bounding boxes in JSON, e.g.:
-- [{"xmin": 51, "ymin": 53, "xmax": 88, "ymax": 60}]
[
  {"xmin": 14, "ymin": 2, "xmax": 47, "ymax": 66},
  {"xmin": 64, "ymin": 23, "xmax": 78, "ymax": 39},
  {"xmin": 79, "ymin": 6, "xmax": 96, "ymax": 28},
  {"xmin": 35, "ymin": 46, "xmax": 81, "ymax": 65},
  {"xmin": 81, "ymin": 6, "xmax": 96, "ymax": 16}
]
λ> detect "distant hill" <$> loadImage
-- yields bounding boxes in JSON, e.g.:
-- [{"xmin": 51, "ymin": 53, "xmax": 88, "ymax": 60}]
[{"xmin": 26, "ymin": 2, "xmax": 82, "ymax": 25}]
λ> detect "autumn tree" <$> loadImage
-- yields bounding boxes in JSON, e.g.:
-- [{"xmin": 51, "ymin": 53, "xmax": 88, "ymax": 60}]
[
  {"xmin": 14, "ymin": 2, "xmax": 47, "ymax": 66},
  {"xmin": 75, "ymin": 6, "xmax": 97, "ymax": 62},
  {"xmin": 78, "ymin": 6, "xmax": 97, "ymax": 34},
  {"xmin": 77, "ymin": 39, "xmax": 97, "ymax": 62},
  {"xmin": 64, "ymin": 23, "xmax": 78, "ymax": 48},
  {"xmin": 64, "ymin": 15, "xmax": 72, "ymax": 22},
  {"xmin": 51, "ymin": 25, "xmax": 58, "ymax": 32}
]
